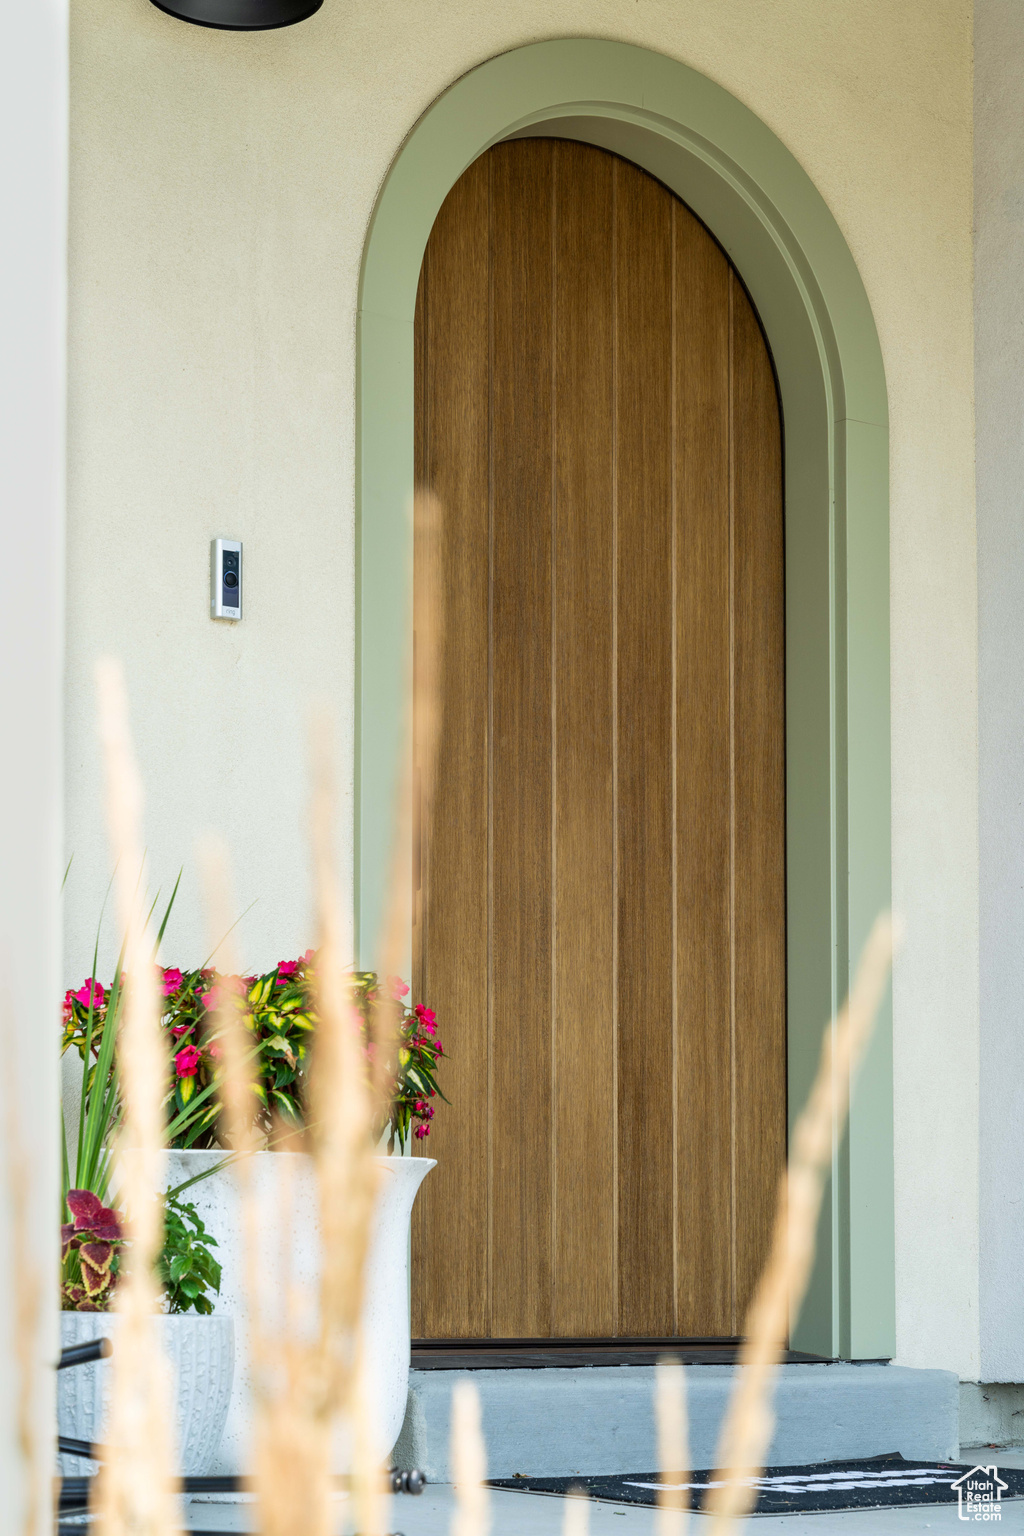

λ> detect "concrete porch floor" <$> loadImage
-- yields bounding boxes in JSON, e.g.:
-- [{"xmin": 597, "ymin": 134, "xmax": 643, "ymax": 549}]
[{"xmin": 184, "ymin": 1478, "xmax": 1024, "ymax": 1533}]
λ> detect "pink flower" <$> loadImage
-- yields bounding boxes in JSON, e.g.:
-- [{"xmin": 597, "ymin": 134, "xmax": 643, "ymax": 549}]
[
  {"xmin": 171, "ymin": 1024, "xmax": 191, "ymax": 1038},
  {"xmin": 200, "ymin": 989, "xmax": 217, "ymax": 1011},
  {"xmin": 62, "ymin": 992, "xmax": 74, "ymax": 1024},
  {"xmin": 72, "ymin": 979, "xmax": 105, "ymax": 1010},
  {"xmin": 414, "ymin": 1004, "xmax": 437, "ymax": 1035},
  {"xmin": 277, "ymin": 960, "xmax": 299, "ymax": 978},
  {"xmin": 388, "ymin": 975, "xmax": 410, "ymax": 1000},
  {"xmin": 161, "ymin": 967, "xmax": 184, "ymax": 996},
  {"xmin": 302, "ymin": 949, "xmax": 315, "ymax": 964},
  {"xmin": 414, "ymin": 1124, "xmax": 430, "ymax": 1139},
  {"xmin": 175, "ymin": 1045, "xmax": 201, "ymax": 1078},
  {"xmin": 207, "ymin": 1042, "xmax": 222, "ymax": 1061}
]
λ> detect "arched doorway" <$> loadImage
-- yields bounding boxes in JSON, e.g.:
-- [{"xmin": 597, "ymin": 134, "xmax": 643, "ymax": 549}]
[
  {"xmin": 356, "ymin": 40, "xmax": 892, "ymax": 1359},
  {"xmin": 411, "ymin": 138, "xmax": 785, "ymax": 1342}
]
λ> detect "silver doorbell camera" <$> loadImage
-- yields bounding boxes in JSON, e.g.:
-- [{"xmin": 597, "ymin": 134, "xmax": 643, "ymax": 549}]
[{"xmin": 211, "ymin": 539, "xmax": 242, "ymax": 620}]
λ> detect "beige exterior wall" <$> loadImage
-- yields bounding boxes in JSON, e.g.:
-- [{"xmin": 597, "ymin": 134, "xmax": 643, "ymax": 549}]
[{"xmin": 67, "ymin": 0, "xmax": 976, "ymax": 1373}]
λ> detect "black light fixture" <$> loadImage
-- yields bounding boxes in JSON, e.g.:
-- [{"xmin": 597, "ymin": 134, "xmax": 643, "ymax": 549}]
[{"xmin": 150, "ymin": 0, "xmax": 322, "ymax": 28}]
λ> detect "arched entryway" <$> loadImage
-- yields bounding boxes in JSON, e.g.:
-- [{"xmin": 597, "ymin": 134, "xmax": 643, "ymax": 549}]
[
  {"xmin": 412, "ymin": 138, "xmax": 785, "ymax": 1341},
  {"xmin": 356, "ymin": 40, "xmax": 892, "ymax": 1360}
]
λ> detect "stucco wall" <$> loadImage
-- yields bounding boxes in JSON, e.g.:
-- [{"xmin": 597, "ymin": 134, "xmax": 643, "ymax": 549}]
[
  {"xmin": 2, "ymin": 5, "xmax": 66, "ymax": 1527},
  {"xmin": 67, "ymin": 0, "xmax": 977, "ymax": 1372},
  {"xmin": 976, "ymin": 0, "xmax": 1024, "ymax": 1385}
]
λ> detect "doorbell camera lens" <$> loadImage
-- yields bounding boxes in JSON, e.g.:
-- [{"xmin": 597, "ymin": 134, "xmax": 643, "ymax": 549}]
[{"xmin": 224, "ymin": 572, "xmax": 238, "ymax": 589}]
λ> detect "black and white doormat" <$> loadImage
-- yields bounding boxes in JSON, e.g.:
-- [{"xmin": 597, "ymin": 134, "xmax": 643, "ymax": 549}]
[{"xmin": 490, "ymin": 1455, "xmax": 1024, "ymax": 1515}]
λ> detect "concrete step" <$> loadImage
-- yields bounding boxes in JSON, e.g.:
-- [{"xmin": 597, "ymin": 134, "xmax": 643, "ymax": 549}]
[{"xmin": 393, "ymin": 1363, "xmax": 959, "ymax": 1480}]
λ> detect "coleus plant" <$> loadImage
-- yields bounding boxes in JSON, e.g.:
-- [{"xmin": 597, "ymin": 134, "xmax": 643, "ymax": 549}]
[
  {"xmin": 61, "ymin": 1189, "xmax": 222, "ymax": 1315},
  {"xmin": 61, "ymin": 1189, "xmax": 123, "ymax": 1311}
]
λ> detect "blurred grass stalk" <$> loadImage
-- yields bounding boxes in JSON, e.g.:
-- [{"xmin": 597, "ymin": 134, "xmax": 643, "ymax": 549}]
[
  {"xmin": 94, "ymin": 657, "xmax": 180, "ymax": 1536},
  {"xmin": 656, "ymin": 1356, "xmax": 690, "ymax": 1536},
  {"xmin": 706, "ymin": 913, "xmax": 896, "ymax": 1530},
  {"xmin": 451, "ymin": 1379, "xmax": 490, "ymax": 1536}
]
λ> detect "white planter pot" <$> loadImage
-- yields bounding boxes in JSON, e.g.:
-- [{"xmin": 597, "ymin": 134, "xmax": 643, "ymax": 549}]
[
  {"xmin": 163, "ymin": 1149, "xmax": 434, "ymax": 1476},
  {"xmin": 58, "ymin": 1311, "xmax": 234, "ymax": 1477}
]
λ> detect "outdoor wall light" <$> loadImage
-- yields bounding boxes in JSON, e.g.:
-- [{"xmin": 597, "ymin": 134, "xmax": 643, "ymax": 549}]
[{"xmin": 150, "ymin": 0, "xmax": 322, "ymax": 28}]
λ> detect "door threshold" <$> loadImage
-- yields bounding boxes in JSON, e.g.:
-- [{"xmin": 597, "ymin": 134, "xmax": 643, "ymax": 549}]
[{"xmin": 410, "ymin": 1337, "xmax": 828, "ymax": 1370}]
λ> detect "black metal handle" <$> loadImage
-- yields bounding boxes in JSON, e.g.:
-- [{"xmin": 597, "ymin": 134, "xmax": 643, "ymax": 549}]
[
  {"xmin": 58, "ymin": 1338, "xmax": 112, "ymax": 1371},
  {"xmin": 57, "ymin": 1435, "xmax": 99, "ymax": 1461}
]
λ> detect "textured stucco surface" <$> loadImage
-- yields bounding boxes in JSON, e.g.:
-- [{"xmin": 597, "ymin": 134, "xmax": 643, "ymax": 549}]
[
  {"xmin": 2, "ymin": 3, "xmax": 66, "ymax": 1525},
  {"xmin": 975, "ymin": 0, "xmax": 1024, "ymax": 1385},
  {"xmin": 67, "ymin": 0, "xmax": 976, "ymax": 1371}
]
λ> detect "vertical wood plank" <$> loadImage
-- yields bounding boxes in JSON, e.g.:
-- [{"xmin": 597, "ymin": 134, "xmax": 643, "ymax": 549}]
[
  {"xmin": 551, "ymin": 140, "xmax": 617, "ymax": 1337},
  {"xmin": 673, "ymin": 204, "xmax": 736, "ymax": 1337},
  {"xmin": 730, "ymin": 274, "xmax": 788, "ymax": 1322},
  {"xmin": 489, "ymin": 139, "xmax": 555, "ymax": 1337},
  {"xmin": 410, "ymin": 158, "xmax": 491, "ymax": 1339},
  {"xmin": 615, "ymin": 157, "xmax": 677, "ymax": 1336}
]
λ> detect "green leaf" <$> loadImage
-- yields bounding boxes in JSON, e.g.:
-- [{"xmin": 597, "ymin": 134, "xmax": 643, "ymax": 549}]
[
  {"xmin": 154, "ymin": 869, "xmax": 182, "ymax": 949},
  {"xmin": 270, "ymin": 1090, "xmax": 303, "ymax": 1126},
  {"xmin": 264, "ymin": 1035, "xmax": 296, "ymax": 1064}
]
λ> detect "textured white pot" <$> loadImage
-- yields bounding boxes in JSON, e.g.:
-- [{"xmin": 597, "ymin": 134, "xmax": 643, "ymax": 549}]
[
  {"xmin": 58, "ymin": 1311, "xmax": 234, "ymax": 1477},
  {"xmin": 163, "ymin": 1150, "xmax": 434, "ymax": 1476}
]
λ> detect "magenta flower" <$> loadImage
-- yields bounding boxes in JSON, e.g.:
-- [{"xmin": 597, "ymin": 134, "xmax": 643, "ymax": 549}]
[
  {"xmin": 414, "ymin": 1004, "xmax": 437, "ymax": 1035},
  {"xmin": 414, "ymin": 1123, "xmax": 430, "ymax": 1139},
  {"xmin": 171, "ymin": 1023, "xmax": 191, "ymax": 1038},
  {"xmin": 175, "ymin": 1045, "xmax": 201, "ymax": 1078},
  {"xmin": 72, "ymin": 978, "xmax": 105, "ymax": 1010},
  {"xmin": 277, "ymin": 960, "xmax": 299, "ymax": 978},
  {"xmin": 388, "ymin": 975, "xmax": 410, "ymax": 1000},
  {"xmin": 161, "ymin": 967, "xmax": 184, "ymax": 997}
]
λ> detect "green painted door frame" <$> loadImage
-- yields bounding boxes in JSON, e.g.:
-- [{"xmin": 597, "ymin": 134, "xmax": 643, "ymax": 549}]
[{"xmin": 355, "ymin": 38, "xmax": 893, "ymax": 1360}]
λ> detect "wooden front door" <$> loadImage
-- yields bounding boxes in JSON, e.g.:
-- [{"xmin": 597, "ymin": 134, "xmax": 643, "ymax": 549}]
[{"xmin": 411, "ymin": 138, "xmax": 786, "ymax": 1342}]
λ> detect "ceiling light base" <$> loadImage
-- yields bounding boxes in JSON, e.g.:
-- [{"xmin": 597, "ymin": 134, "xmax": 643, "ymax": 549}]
[{"xmin": 149, "ymin": 0, "xmax": 323, "ymax": 29}]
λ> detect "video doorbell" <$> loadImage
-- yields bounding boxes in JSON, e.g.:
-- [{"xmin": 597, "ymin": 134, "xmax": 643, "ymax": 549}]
[{"xmin": 211, "ymin": 539, "xmax": 242, "ymax": 620}]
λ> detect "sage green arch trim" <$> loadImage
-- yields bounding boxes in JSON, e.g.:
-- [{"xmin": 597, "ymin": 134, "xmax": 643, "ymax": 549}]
[{"xmin": 356, "ymin": 38, "xmax": 892, "ymax": 1360}]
